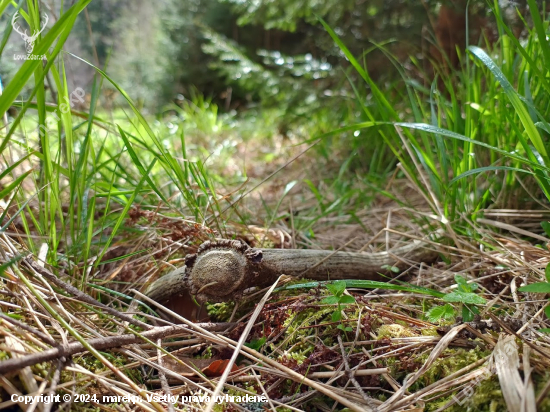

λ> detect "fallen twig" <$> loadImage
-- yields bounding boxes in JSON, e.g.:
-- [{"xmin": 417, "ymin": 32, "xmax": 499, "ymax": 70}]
[
  {"xmin": 0, "ymin": 324, "xmax": 191, "ymax": 375},
  {"xmin": 338, "ymin": 335, "xmax": 379, "ymax": 411}
]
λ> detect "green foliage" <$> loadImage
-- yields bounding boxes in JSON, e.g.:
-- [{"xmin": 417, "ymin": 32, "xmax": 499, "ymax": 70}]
[
  {"xmin": 297, "ymin": 0, "xmax": 550, "ymax": 239},
  {"xmin": 200, "ymin": 25, "xmax": 345, "ymax": 137},
  {"xmin": 3, "ymin": 2, "xmax": 550, "ymax": 407},
  {"xmin": 0, "ymin": 1, "xmax": 228, "ymax": 304},
  {"xmin": 321, "ymin": 280, "xmax": 356, "ymax": 332},
  {"xmin": 517, "ymin": 282, "xmax": 550, "ymax": 293},
  {"xmin": 223, "ymin": 0, "xmax": 355, "ymax": 31},
  {"xmin": 245, "ymin": 337, "xmax": 267, "ymax": 352},
  {"xmin": 541, "ymin": 221, "xmax": 550, "ymax": 239},
  {"xmin": 519, "ymin": 260, "xmax": 550, "ymax": 333},
  {"xmin": 443, "ymin": 290, "xmax": 486, "ymax": 305},
  {"xmin": 426, "ymin": 304, "xmax": 456, "ymax": 323},
  {"xmin": 418, "ymin": 347, "xmax": 490, "ymax": 388},
  {"xmin": 279, "ymin": 279, "xmax": 444, "ymax": 298},
  {"xmin": 279, "ymin": 306, "xmax": 333, "ymax": 350},
  {"xmin": 428, "ymin": 275, "xmax": 487, "ymax": 322},
  {"xmin": 202, "ymin": 27, "xmax": 333, "ymax": 103},
  {"xmin": 381, "ymin": 264, "xmax": 400, "ymax": 273},
  {"xmin": 418, "ymin": 349, "xmax": 502, "ymax": 412}
]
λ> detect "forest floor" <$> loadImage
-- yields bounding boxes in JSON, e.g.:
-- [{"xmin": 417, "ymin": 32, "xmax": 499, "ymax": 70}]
[{"xmin": 2, "ymin": 128, "xmax": 550, "ymax": 412}]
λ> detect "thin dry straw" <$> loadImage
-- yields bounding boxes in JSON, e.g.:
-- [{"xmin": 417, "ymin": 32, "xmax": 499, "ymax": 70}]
[{"xmin": 204, "ymin": 276, "xmax": 283, "ymax": 412}]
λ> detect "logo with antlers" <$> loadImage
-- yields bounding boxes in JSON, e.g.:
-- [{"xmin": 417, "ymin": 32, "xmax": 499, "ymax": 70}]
[{"xmin": 11, "ymin": 11, "xmax": 48, "ymax": 54}]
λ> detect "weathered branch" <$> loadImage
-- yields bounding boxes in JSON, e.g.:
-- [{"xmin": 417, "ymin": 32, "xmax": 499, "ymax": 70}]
[
  {"xmin": 147, "ymin": 235, "xmax": 440, "ymax": 304},
  {"xmin": 0, "ymin": 323, "xmax": 232, "ymax": 375}
]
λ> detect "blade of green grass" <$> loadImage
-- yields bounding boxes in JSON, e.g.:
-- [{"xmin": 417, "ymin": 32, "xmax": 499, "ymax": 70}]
[
  {"xmin": 92, "ymin": 159, "xmax": 157, "ymax": 279},
  {"xmin": 278, "ymin": 279, "xmax": 444, "ymax": 298}
]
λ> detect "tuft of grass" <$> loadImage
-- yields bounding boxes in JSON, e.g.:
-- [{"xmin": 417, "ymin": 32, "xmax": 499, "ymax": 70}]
[
  {"xmin": 2, "ymin": 8, "xmax": 228, "ymax": 283},
  {"xmin": 311, "ymin": 3, "xmax": 550, "ymax": 237}
]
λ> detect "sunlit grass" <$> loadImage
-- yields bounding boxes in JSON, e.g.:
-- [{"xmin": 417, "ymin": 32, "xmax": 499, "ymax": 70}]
[
  {"xmin": 3, "ymin": 0, "xmax": 549, "ymax": 277},
  {"xmin": 310, "ymin": 2, "xmax": 550, "ymax": 239},
  {"xmin": 1, "ymin": 3, "xmax": 237, "ymax": 279}
]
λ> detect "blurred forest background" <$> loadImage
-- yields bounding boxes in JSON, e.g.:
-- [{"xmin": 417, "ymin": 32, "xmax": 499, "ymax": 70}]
[{"xmin": 3, "ymin": 0, "xmax": 531, "ymax": 119}]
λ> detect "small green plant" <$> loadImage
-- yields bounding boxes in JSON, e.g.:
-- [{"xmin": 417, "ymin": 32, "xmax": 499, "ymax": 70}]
[
  {"xmin": 518, "ymin": 261, "xmax": 550, "ymax": 333},
  {"xmin": 427, "ymin": 275, "xmax": 486, "ymax": 323},
  {"xmin": 245, "ymin": 337, "xmax": 267, "ymax": 351},
  {"xmin": 425, "ymin": 303, "xmax": 456, "ymax": 323},
  {"xmin": 381, "ymin": 264, "xmax": 400, "ymax": 273},
  {"xmin": 320, "ymin": 280, "xmax": 356, "ymax": 332}
]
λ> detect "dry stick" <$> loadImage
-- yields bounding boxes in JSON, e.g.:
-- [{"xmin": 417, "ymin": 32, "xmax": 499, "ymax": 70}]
[
  {"xmin": 204, "ymin": 276, "xmax": 283, "ymax": 412},
  {"xmin": 516, "ymin": 301, "xmax": 550, "ymax": 335},
  {"xmin": 117, "ymin": 348, "xmax": 214, "ymax": 401},
  {"xmin": 251, "ymin": 366, "xmax": 372, "ymax": 407},
  {"xmin": 486, "ymin": 313, "xmax": 550, "ymax": 408},
  {"xmin": 0, "ymin": 374, "xmax": 29, "ymax": 410},
  {"xmin": 4, "ymin": 334, "xmax": 44, "ymax": 412},
  {"xmin": 481, "ymin": 285, "xmax": 511, "ymax": 317},
  {"xmin": 65, "ymin": 365, "xmax": 134, "ymax": 392},
  {"xmin": 536, "ymin": 369, "xmax": 550, "ymax": 407},
  {"xmin": 43, "ymin": 358, "xmax": 65, "ymax": 412},
  {"xmin": 59, "ymin": 360, "xmax": 151, "ymax": 393},
  {"xmin": 148, "ymin": 374, "xmax": 308, "ymax": 411},
  {"xmin": 358, "ymin": 229, "xmax": 385, "ymax": 252},
  {"xmin": 252, "ymin": 366, "xmax": 388, "ymax": 380},
  {"xmin": 147, "ymin": 233, "xmax": 441, "ymax": 305},
  {"xmin": 275, "ymin": 390, "xmax": 323, "ymax": 409},
  {"xmin": 0, "ymin": 325, "xmax": 192, "ymax": 375},
  {"xmin": 0, "ymin": 312, "xmax": 57, "ymax": 347},
  {"xmin": 0, "ymin": 317, "xmax": 53, "ymax": 351},
  {"xmin": 156, "ymin": 338, "xmax": 175, "ymax": 412},
  {"xmin": 476, "ymin": 218, "xmax": 550, "ymax": 243},
  {"xmin": 27, "ymin": 380, "xmax": 48, "ymax": 412},
  {"xmin": 21, "ymin": 291, "xmax": 53, "ymax": 339},
  {"xmin": 337, "ymin": 335, "xmax": 378, "ymax": 411},
  {"xmin": 130, "ymin": 290, "xmax": 247, "ymax": 394},
  {"xmin": 431, "ymin": 369, "xmax": 495, "ymax": 412},
  {"xmin": 523, "ymin": 343, "xmax": 537, "ymax": 411},
  {"xmin": 249, "ymin": 369, "xmax": 278, "ymax": 412},
  {"xmin": 22, "ymin": 258, "xmax": 151, "ymax": 330},
  {"xmin": 221, "ymin": 381, "xmax": 300, "ymax": 412},
  {"xmin": 126, "ymin": 346, "xmax": 267, "ymax": 412},
  {"xmin": 131, "ymin": 290, "xmax": 230, "ymax": 347},
  {"xmin": 487, "ymin": 313, "xmax": 550, "ymax": 360},
  {"xmin": 68, "ymin": 365, "xmax": 158, "ymax": 412}
]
